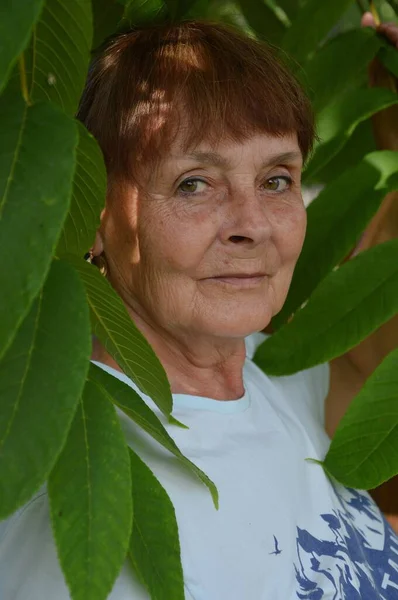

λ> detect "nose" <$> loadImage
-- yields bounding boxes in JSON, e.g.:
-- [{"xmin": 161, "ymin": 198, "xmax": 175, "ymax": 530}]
[{"xmin": 220, "ymin": 185, "xmax": 273, "ymax": 248}]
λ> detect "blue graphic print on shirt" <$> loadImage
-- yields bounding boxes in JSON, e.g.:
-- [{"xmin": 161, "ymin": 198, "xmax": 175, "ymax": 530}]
[{"xmin": 295, "ymin": 486, "xmax": 398, "ymax": 599}]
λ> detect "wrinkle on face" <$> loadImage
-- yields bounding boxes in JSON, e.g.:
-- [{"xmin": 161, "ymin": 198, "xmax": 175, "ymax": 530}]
[{"xmin": 99, "ymin": 132, "xmax": 306, "ymax": 385}]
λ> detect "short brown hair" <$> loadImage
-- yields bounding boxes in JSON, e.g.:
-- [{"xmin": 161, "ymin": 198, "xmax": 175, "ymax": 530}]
[{"xmin": 78, "ymin": 20, "xmax": 315, "ymax": 183}]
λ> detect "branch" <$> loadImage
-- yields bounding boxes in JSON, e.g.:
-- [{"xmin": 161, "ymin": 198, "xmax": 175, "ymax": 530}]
[{"xmin": 370, "ymin": 0, "xmax": 381, "ymax": 25}]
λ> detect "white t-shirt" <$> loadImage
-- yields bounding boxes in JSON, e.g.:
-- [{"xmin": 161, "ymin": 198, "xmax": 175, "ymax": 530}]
[{"xmin": 1, "ymin": 333, "xmax": 398, "ymax": 599}]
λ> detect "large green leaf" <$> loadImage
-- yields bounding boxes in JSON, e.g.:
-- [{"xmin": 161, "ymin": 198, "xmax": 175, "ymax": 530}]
[
  {"xmin": 92, "ymin": 0, "xmax": 125, "ymax": 50},
  {"xmin": 178, "ymin": 0, "xmax": 211, "ymax": 18},
  {"xmin": 124, "ymin": 0, "xmax": 168, "ymax": 25},
  {"xmin": 0, "ymin": 260, "xmax": 90, "ymax": 519},
  {"xmin": 313, "ymin": 120, "xmax": 376, "ymax": 186},
  {"xmin": 57, "ymin": 123, "xmax": 106, "ymax": 259},
  {"xmin": 164, "ymin": 0, "xmax": 204, "ymax": 19},
  {"xmin": 303, "ymin": 28, "xmax": 382, "ymax": 111},
  {"xmin": 0, "ymin": 0, "xmax": 44, "ymax": 93},
  {"xmin": 0, "ymin": 84, "xmax": 78, "ymax": 359},
  {"xmin": 323, "ymin": 348, "xmax": 398, "ymax": 489},
  {"xmin": 69, "ymin": 257, "xmax": 173, "ymax": 417},
  {"xmin": 27, "ymin": 0, "xmax": 92, "ymax": 116},
  {"xmin": 274, "ymin": 151, "xmax": 398, "ymax": 329},
  {"xmin": 276, "ymin": 0, "xmax": 300, "ymax": 20},
  {"xmin": 255, "ymin": 239, "xmax": 398, "ymax": 376},
  {"xmin": 49, "ymin": 379, "xmax": 132, "ymax": 600},
  {"xmin": 304, "ymin": 88, "xmax": 398, "ymax": 182},
  {"xmin": 128, "ymin": 448, "xmax": 185, "ymax": 600},
  {"xmin": 281, "ymin": 0, "xmax": 354, "ymax": 64},
  {"xmin": 378, "ymin": 42, "xmax": 398, "ymax": 79},
  {"xmin": 238, "ymin": 0, "xmax": 286, "ymax": 45},
  {"xmin": 89, "ymin": 363, "xmax": 219, "ymax": 508},
  {"xmin": 384, "ymin": 0, "xmax": 398, "ymax": 15}
]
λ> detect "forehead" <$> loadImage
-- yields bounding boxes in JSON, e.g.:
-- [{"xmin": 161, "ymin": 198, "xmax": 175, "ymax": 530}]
[{"xmin": 165, "ymin": 131, "xmax": 303, "ymax": 170}]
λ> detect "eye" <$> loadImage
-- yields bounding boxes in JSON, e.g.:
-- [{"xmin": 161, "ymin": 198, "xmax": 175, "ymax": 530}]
[
  {"xmin": 177, "ymin": 178, "xmax": 208, "ymax": 195},
  {"xmin": 262, "ymin": 176, "xmax": 292, "ymax": 192}
]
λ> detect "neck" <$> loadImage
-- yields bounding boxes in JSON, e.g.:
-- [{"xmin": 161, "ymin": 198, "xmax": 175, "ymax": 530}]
[{"xmin": 92, "ymin": 311, "xmax": 247, "ymax": 401}]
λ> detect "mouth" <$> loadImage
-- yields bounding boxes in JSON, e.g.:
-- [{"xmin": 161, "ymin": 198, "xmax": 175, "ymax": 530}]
[{"xmin": 203, "ymin": 273, "xmax": 268, "ymax": 288}]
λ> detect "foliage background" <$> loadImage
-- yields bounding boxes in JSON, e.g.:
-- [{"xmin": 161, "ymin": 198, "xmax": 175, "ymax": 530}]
[{"xmin": 1, "ymin": 0, "xmax": 398, "ymax": 598}]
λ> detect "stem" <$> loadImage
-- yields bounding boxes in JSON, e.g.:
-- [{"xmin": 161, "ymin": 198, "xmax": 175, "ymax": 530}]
[
  {"xmin": 18, "ymin": 53, "xmax": 30, "ymax": 106},
  {"xmin": 370, "ymin": 0, "xmax": 381, "ymax": 25}
]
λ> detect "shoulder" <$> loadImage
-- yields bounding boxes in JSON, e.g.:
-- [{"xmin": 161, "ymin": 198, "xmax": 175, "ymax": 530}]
[{"xmin": 245, "ymin": 332, "xmax": 330, "ymax": 427}]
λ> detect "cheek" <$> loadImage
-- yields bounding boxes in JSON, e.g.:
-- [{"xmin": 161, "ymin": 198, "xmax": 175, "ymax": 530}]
[
  {"xmin": 274, "ymin": 203, "xmax": 307, "ymax": 263},
  {"xmin": 139, "ymin": 202, "xmax": 220, "ymax": 274}
]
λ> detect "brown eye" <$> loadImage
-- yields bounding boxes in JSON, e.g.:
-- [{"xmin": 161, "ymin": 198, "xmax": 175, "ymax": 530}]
[{"xmin": 263, "ymin": 176, "xmax": 292, "ymax": 192}]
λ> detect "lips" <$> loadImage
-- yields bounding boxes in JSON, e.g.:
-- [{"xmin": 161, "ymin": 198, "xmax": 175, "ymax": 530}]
[
  {"xmin": 201, "ymin": 273, "xmax": 268, "ymax": 288},
  {"xmin": 212, "ymin": 273, "xmax": 267, "ymax": 278}
]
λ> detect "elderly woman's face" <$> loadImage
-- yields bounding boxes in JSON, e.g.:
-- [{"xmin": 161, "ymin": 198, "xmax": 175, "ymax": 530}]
[{"xmin": 101, "ymin": 132, "xmax": 306, "ymax": 341}]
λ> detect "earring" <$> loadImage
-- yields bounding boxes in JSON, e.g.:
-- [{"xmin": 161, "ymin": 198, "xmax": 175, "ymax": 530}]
[
  {"xmin": 83, "ymin": 250, "xmax": 108, "ymax": 277},
  {"xmin": 93, "ymin": 253, "xmax": 108, "ymax": 277},
  {"xmin": 84, "ymin": 250, "xmax": 93, "ymax": 263}
]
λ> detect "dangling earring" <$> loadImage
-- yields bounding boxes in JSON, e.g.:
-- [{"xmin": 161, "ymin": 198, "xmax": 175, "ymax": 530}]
[
  {"xmin": 83, "ymin": 249, "xmax": 108, "ymax": 277},
  {"xmin": 94, "ymin": 253, "xmax": 108, "ymax": 277},
  {"xmin": 84, "ymin": 250, "xmax": 93, "ymax": 263}
]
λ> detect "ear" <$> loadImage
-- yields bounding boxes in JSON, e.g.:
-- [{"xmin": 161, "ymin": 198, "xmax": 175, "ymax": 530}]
[{"xmin": 92, "ymin": 209, "xmax": 106, "ymax": 256}]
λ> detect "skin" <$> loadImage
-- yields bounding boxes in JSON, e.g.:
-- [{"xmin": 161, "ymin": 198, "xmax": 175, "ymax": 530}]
[{"xmin": 93, "ymin": 132, "xmax": 306, "ymax": 399}]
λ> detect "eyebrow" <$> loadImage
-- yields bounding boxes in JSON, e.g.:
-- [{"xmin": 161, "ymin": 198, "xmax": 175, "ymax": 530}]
[{"xmin": 185, "ymin": 150, "xmax": 303, "ymax": 169}]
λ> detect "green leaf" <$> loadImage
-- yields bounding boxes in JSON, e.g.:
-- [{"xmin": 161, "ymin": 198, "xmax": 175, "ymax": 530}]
[
  {"xmin": 56, "ymin": 123, "xmax": 106, "ymax": 259},
  {"xmin": 128, "ymin": 448, "xmax": 184, "ymax": 600},
  {"xmin": 323, "ymin": 348, "xmax": 398, "ymax": 489},
  {"xmin": 164, "ymin": 0, "xmax": 202, "ymax": 19},
  {"xmin": 69, "ymin": 257, "xmax": 173, "ymax": 417},
  {"xmin": 303, "ymin": 28, "xmax": 382, "ymax": 109},
  {"xmin": 281, "ymin": 0, "xmax": 354, "ymax": 64},
  {"xmin": 384, "ymin": 0, "xmax": 398, "ymax": 16},
  {"xmin": 0, "ymin": 84, "xmax": 78, "ymax": 359},
  {"xmin": 387, "ymin": 169, "xmax": 398, "ymax": 191},
  {"xmin": 49, "ymin": 379, "xmax": 132, "ymax": 600},
  {"xmin": 304, "ymin": 88, "xmax": 398, "ymax": 182},
  {"xmin": 27, "ymin": 0, "xmax": 92, "ymax": 116},
  {"xmin": 123, "ymin": 0, "xmax": 168, "ymax": 26},
  {"xmin": 276, "ymin": 0, "xmax": 300, "ymax": 20},
  {"xmin": 92, "ymin": 0, "xmax": 125, "ymax": 49},
  {"xmin": 89, "ymin": 363, "xmax": 219, "ymax": 508},
  {"xmin": 0, "ymin": 260, "xmax": 90, "ymax": 519},
  {"xmin": 313, "ymin": 120, "xmax": 376, "ymax": 186},
  {"xmin": 274, "ymin": 151, "xmax": 398, "ymax": 329},
  {"xmin": 256, "ymin": 239, "xmax": 398, "ymax": 376},
  {"xmin": 178, "ymin": 0, "xmax": 211, "ymax": 19},
  {"xmin": 378, "ymin": 43, "xmax": 398, "ymax": 79},
  {"xmin": 0, "ymin": 0, "xmax": 44, "ymax": 93},
  {"xmin": 237, "ymin": 0, "xmax": 286, "ymax": 44}
]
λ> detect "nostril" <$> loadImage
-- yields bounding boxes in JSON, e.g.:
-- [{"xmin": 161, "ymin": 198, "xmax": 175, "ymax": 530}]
[{"xmin": 230, "ymin": 235, "xmax": 249, "ymax": 243}]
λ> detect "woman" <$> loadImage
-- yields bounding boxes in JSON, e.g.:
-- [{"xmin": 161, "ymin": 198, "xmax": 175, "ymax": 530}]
[{"xmin": 2, "ymin": 14, "xmax": 398, "ymax": 600}]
